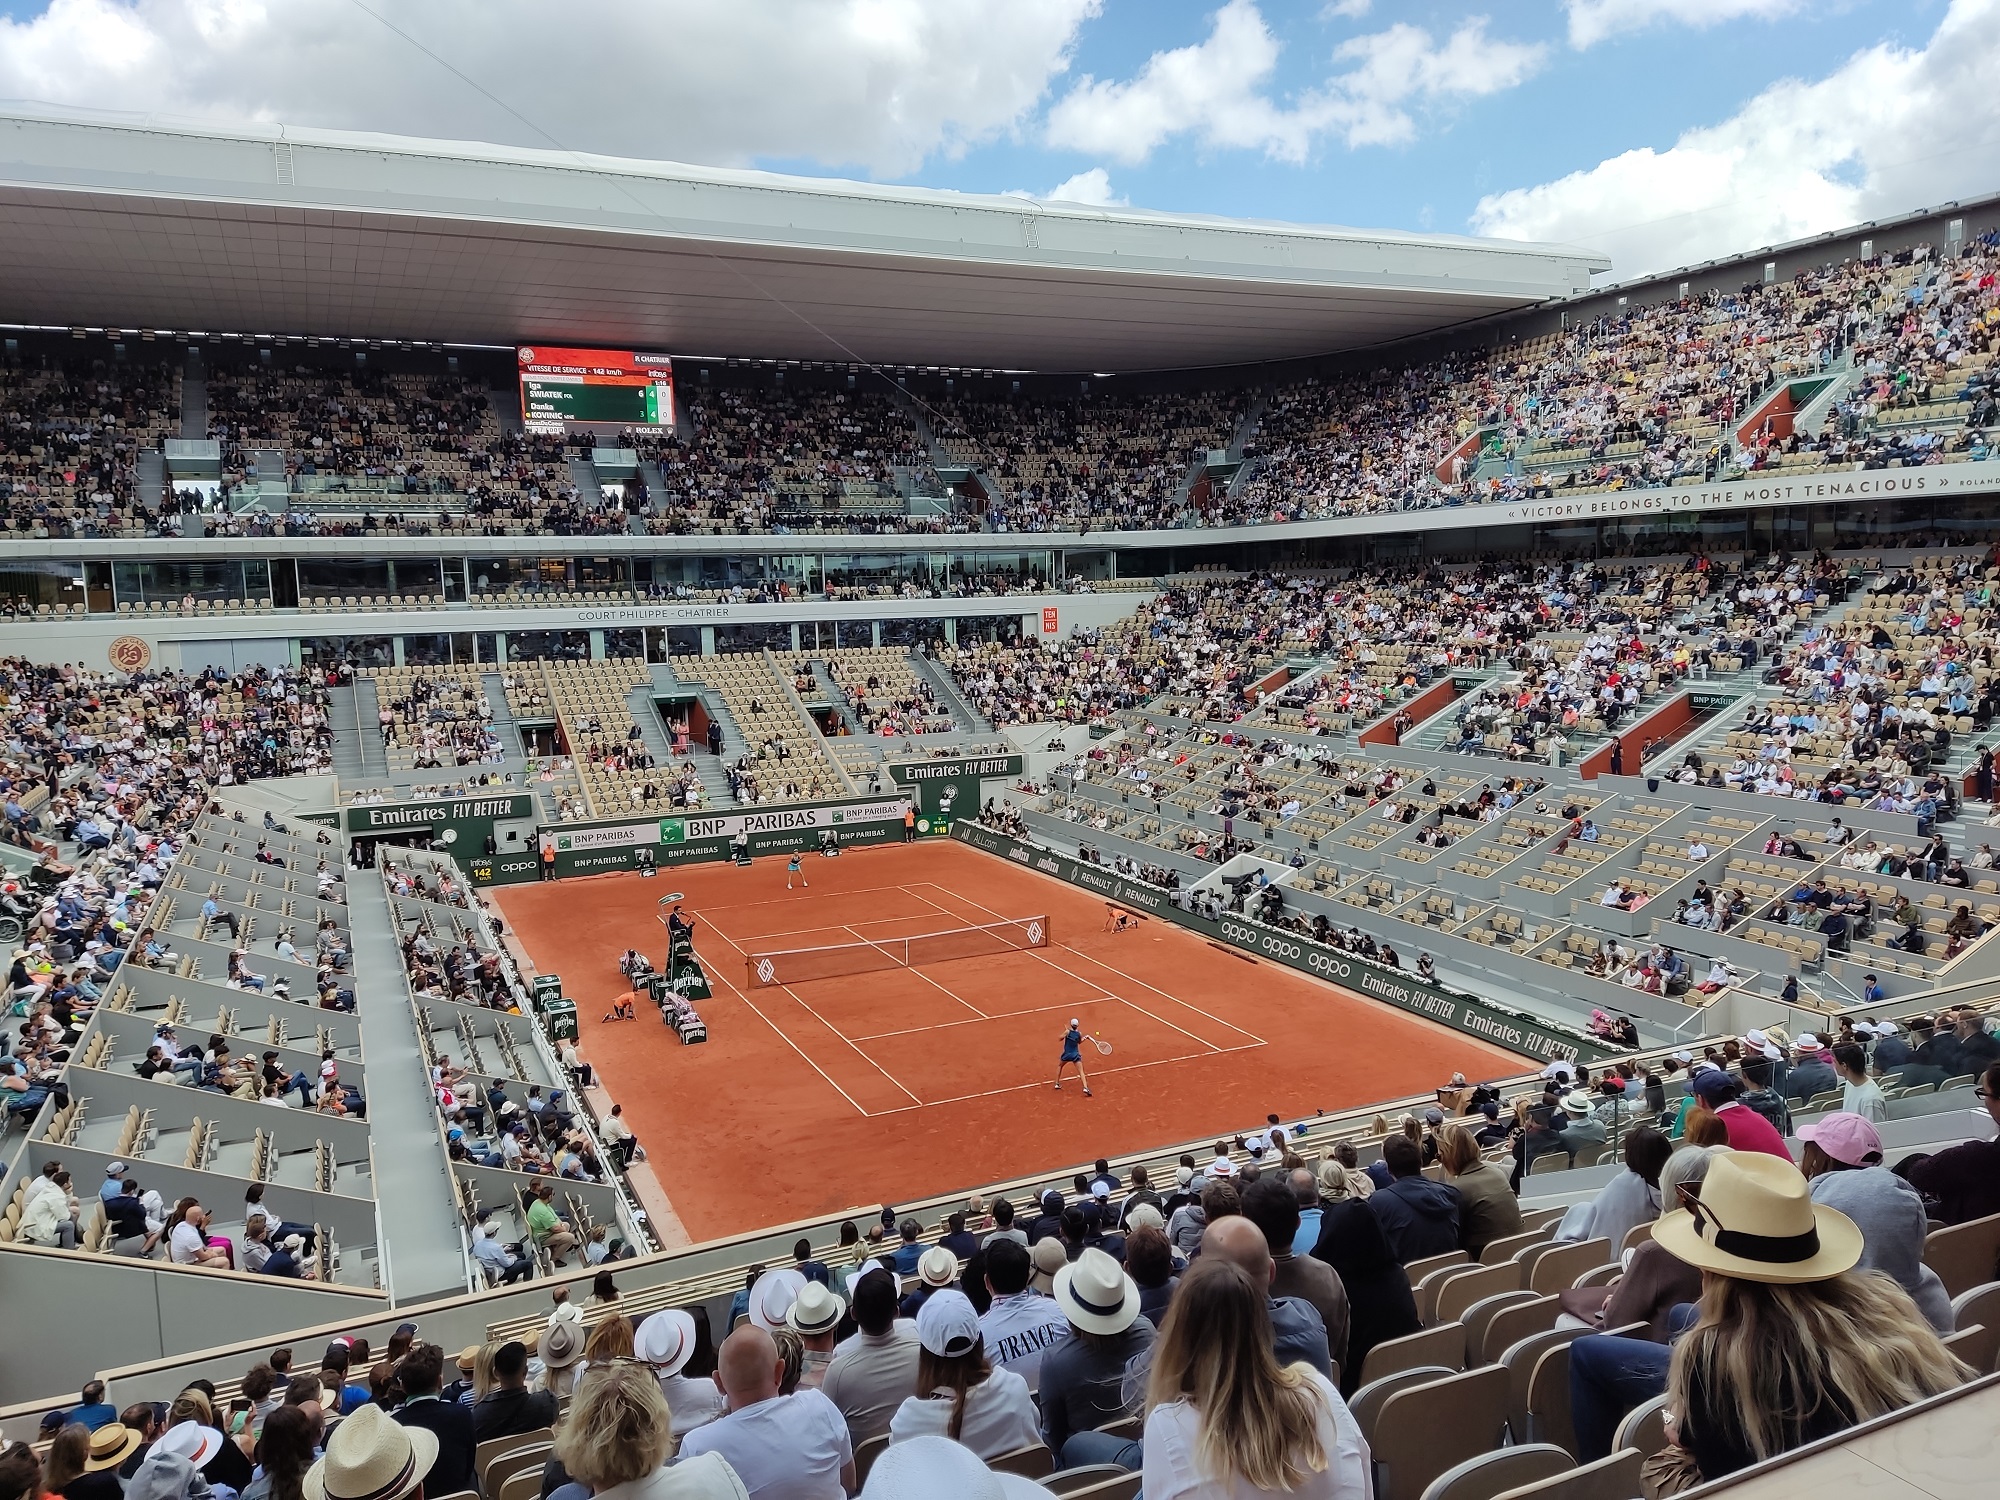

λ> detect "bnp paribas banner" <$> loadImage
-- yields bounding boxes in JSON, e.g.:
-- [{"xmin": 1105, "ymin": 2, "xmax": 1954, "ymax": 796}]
[
  {"xmin": 540, "ymin": 795, "xmax": 911, "ymax": 877},
  {"xmin": 951, "ymin": 819, "xmax": 1615, "ymax": 1065}
]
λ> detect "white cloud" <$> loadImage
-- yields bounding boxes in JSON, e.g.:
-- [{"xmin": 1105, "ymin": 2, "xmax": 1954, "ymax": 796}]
[
  {"xmin": 1045, "ymin": 167, "xmax": 1125, "ymax": 205},
  {"xmin": 1327, "ymin": 20, "xmax": 1548, "ymax": 149},
  {"xmin": 0, "ymin": 0, "xmax": 1100, "ymax": 177},
  {"xmin": 1321, "ymin": 0, "xmax": 1372, "ymax": 17},
  {"xmin": 1565, "ymin": 0, "xmax": 1809, "ymax": 49},
  {"xmin": 1044, "ymin": 0, "xmax": 1545, "ymax": 163},
  {"xmin": 1473, "ymin": 0, "xmax": 2000, "ymax": 278}
]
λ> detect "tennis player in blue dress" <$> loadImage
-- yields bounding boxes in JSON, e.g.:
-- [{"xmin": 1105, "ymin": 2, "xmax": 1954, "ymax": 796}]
[{"xmin": 1054, "ymin": 1017, "xmax": 1093, "ymax": 1096}]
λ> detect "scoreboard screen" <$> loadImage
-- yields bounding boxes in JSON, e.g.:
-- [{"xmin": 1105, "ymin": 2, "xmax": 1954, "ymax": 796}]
[{"xmin": 518, "ymin": 346, "xmax": 674, "ymax": 435}]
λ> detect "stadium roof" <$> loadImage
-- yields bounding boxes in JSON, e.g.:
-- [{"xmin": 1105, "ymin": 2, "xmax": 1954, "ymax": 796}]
[{"xmin": 0, "ymin": 106, "xmax": 1608, "ymax": 373}]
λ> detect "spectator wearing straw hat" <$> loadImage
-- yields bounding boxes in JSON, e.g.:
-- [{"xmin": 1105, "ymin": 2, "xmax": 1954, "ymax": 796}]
[
  {"xmin": 786, "ymin": 1283, "xmax": 846, "ymax": 1391},
  {"xmin": 1036, "ymin": 1247, "xmax": 1156, "ymax": 1467},
  {"xmin": 747, "ymin": 1268, "xmax": 808, "ymax": 1333},
  {"xmin": 899, "ymin": 1247, "xmax": 958, "ymax": 1319},
  {"xmin": 887, "ymin": 1291, "xmax": 1040, "ymax": 1460},
  {"xmin": 634, "ymin": 1309, "xmax": 725, "ymax": 1438},
  {"xmin": 303, "ymin": 1406, "xmax": 432, "ymax": 1500},
  {"xmin": 68, "ymin": 1424, "xmax": 142, "ymax": 1500},
  {"xmin": 1649, "ymin": 1152, "xmax": 1966, "ymax": 1483}
]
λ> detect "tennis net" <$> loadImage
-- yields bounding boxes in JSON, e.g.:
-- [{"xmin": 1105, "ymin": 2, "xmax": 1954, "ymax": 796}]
[{"xmin": 746, "ymin": 915, "xmax": 1049, "ymax": 987}]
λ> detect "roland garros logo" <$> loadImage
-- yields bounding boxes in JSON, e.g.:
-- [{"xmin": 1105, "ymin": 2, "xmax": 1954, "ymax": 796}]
[
  {"xmin": 755, "ymin": 958, "xmax": 776, "ymax": 984},
  {"xmin": 108, "ymin": 636, "xmax": 152, "ymax": 673}
]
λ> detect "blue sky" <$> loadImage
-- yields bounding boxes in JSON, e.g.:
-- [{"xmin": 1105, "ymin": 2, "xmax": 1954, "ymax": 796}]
[
  {"xmin": 801, "ymin": 0, "xmax": 1952, "ymax": 232},
  {"xmin": 0, "ymin": 0, "xmax": 1993, "ymax": 279}
]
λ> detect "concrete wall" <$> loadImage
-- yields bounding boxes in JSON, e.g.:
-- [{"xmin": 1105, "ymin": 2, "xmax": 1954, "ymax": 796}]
[{"xmin": 0, "ymin": 1244, "xmax": 386, "ymax": 1407}]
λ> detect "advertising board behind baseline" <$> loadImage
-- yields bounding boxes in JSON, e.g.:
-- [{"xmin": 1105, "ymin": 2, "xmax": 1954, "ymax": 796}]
[
  {"xmin": 536, "ymin": 795, "xmax": 913, "ymax": 878},
  {"xmin": 951, "ymin": 819, "xmax": 1613, "ymax": 1065}
]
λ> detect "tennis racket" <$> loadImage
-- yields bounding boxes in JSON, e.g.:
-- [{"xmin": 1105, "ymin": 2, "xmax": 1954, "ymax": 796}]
[{"xmin": 1091, "ymin": 1036, "xmax": 1114, "ymax": 1056}]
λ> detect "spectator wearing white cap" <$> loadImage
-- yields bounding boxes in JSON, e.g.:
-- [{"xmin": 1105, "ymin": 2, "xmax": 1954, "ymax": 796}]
[
  {"xmin": 98, "ymin": 1162, "xmax": 127, "ymax": 1205},
  {"xmin": 1780, "ymin": 1036, "xmax": 1837, "ymax": 1104},
  {"xmin": 785, "ymin": 1284, "xmax": 846, "ymax": 1391},
  {"xmin": 821, "ymin": 1267, "xmax": 919, "ymax": 1447},
  {"xmin": 974, "ymin": 1239, "xmax": 1071, "ymax": 1386},
  {"xmin": 887, "ymin": 1290, "xmax": 1040, "ymax": 1460},
  {"xmin": 678, "ymin": 1326, "xmax": 853, "ymax": 1498},
  {"xmin": 1796, "ymin": 1113, "xmax": 1953, "ymax": 1333},
  {"xmin": 634, "ymin": 1309, "xmax": 726, "ymax": 1437},
  {"xmin": 1036, "ymin": 1247, "xmax": 1156, "ymax": 1468}
]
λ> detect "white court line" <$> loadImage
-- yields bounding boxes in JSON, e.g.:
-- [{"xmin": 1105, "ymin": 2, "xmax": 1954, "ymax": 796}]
[
  {"xmin": 911, "ymin": 882, "xmax": 1265, "ymax": 1055},
  {"xmin": 697, "ymin": 884, "xmax": 959, "ymax": 940},
  {"xmin": 916, "ymin": 880, "xmax": 1267, "ymax": 1046},
  {"xmin": 854, "ymin": 995, "xmax": 1114, "ymax": 1041},
  {"xmin": 692, "ymin": 926, "xmax": 871, "ymax": 1119},
  {"xmin": 702, "ymin": 913, "xmax": 923, "ymax": 1112},
  {"xmin": 868, "ymin": 1042, "xmax": 1267, "ymax": 1114},
  {"xmin": 839, "ymin": 924, "xmax": 989, "ymax": 1022}
]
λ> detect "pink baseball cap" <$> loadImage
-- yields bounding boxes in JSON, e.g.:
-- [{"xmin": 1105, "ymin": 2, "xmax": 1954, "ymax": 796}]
[{"xmin": 1795, "ymin": 1111, "xmax": 1883, "ymax": 1167}]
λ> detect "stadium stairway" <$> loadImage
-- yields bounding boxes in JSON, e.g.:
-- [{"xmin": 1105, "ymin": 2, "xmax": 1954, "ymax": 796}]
[
  {"xmin": 179, "ymin": 366, "xmax": 206, "ymax": 440},
  {"xmin": 346, "ymin": 870, "xmax": 477, "ymax": 1298},
  {"xmin": 637, "ymin": 459, "xmax": 668, "ymax": 512},
  {"xmin": 804, "ymin": 659, "xmax": 862, "ymax": 734},
  {"xmin": 135, "ymin": 449, "xmax": 166, "ymax": 510},
  {"xmin": 488, "ymin": 386, "xmax": 523, "ymax": 437},
  {"xmin": 621, "ymin": 678, "xmax": 685, "ymax": 772},
  {"xmin": 647, "ymin": 663, "xmax": 744, "ymax": 808},
  {"xmin": 480, "ymin": 671, "xmax": 530, "ymax": 760},
  {"xmin": 912, "ymin": 650, "xmax": 993, "ymax": 734},
  {"xmin": 325, "ymin": 685, "xmax": 372, "ymax": 781}
]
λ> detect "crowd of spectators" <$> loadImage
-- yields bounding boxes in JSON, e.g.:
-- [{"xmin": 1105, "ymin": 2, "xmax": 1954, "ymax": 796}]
[
  {"xmin": 30, "ymin": 1032, "xmax": 1988, "ymax": 1500},
  {"xmin": 931, "ymin": 389, "xmax": 1245, "ymax": 533},
  {"xmin": 1231, "ymin": 236, "xmax": 1999, "ymax": 526},
  {"xmin": 0, "ymin": 358, "xmax": 179, "ymax": 540}
]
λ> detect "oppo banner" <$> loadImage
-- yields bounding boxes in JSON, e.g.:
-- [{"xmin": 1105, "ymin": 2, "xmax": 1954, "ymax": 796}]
[{"xmin": 951, "ymin": 820, "xmax": 1614, "ymax": 1064}]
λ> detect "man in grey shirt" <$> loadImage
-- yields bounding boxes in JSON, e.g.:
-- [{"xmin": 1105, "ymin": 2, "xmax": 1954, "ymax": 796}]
[{"xmin": 818, "ymin": 1267, "xmax": 918, "ymax": 1445}]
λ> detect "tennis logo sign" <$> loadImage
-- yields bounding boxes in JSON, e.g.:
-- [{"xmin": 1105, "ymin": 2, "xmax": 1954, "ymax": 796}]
[{"xmin": 755, "ymin": 958, "xmax": 776, "ymax": 985}]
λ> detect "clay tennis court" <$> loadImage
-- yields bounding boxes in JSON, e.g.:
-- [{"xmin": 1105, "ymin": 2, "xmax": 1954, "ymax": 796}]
[{"xmin": 494, "ymin": 840, "xmax": 1529, "ymax": 1241}]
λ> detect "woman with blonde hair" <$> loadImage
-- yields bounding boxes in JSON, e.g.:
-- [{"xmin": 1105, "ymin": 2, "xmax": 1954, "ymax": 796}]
[
  {"xmin": 1143, "ymin": 1258, "xmax": 1370, "ymax": 1498},
  {"xmin": 552, "ymin": 1362, "xmax": 746, "ymax": 1500},
  {"xmin": 1654, "ymin": 1151, "xmax": 1969, "ymax": 1483},
  {"xmin": 580, "ymin": 1313, "xmax": 635, "ymax": 1371},
  {"xmin": 1434, "ymin": 1124, "xmax": 1521, "ymax": 1258},
  {"xmin": 470, "ymin": 1342, "xmax": 500, "ymax": 1405}
]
